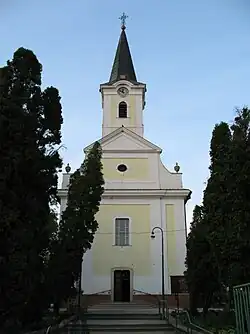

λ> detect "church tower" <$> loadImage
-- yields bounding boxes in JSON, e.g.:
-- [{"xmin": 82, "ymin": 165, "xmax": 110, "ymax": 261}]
[
  {"xmin": 59, "ymin": 15, "xmax": 191, "ymax": 308},
  {"xmin": 100, "ymin": 21, "xmax": 146, "ymax": 137}
]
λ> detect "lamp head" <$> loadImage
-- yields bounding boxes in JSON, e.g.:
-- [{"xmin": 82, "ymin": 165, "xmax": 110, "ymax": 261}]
[{"xmin": 151, "ymin": 231, "xmax": 155, "ymax": 239}]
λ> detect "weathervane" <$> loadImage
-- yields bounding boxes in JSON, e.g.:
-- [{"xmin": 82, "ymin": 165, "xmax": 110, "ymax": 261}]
[{"xmin": 119, "ymin": 12, "xmax": 128, "ymax": 29}]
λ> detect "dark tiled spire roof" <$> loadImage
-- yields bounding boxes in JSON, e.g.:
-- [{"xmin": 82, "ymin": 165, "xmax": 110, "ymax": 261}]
[{"xmin": 109, "ymin": 26, "xmax": 137, "ymax": 84}]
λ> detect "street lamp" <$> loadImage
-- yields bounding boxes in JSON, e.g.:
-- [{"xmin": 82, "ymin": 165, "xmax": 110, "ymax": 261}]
[{"xmin": 151, "ymin": 226, "xmax": 165, "ymax": 317}]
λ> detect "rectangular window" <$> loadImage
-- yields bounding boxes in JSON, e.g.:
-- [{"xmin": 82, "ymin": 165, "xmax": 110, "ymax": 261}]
[{"xmin": 115, "ymin": 218, "xmax": 130, "ymax": 246}]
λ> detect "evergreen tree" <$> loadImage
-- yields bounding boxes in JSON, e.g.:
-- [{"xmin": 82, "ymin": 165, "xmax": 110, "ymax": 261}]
[
  {"xmin": 186, "ymin": 108, "xmax": 250, "ymax": 315},
  {"xmin": 0, "ymin": 48, "xmax": 63, "ymax": 329},
  {"xmin": 185, "ymin": 205, "xmax": 219, "ymax": 315},
  {"xmin": 202, "ymin": 111, "xmax": 250, "ymax": 289},
  {"xmin": 48, "ymin": 141, "xmax": 105, "ymax": 310},
  {"xmin": 185, "ymin": 122, "xmax": 232, "ymax": 314},
  {"xmin": 227, "ymin": 107, "xmax": 250, "ymax": 286},
  {"xmin": 202, "ymin": 122, "xmax": 233, "ymax": 289}
]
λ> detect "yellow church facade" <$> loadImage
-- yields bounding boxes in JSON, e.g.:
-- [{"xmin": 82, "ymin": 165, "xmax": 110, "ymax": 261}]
[{"xmin": 59, "ymin": 22, "xmax": 191, "ymax": 306}]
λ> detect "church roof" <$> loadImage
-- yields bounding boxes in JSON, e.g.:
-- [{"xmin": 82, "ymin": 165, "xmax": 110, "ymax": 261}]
[{"xmin": 108, "ymin": 26, "xmax": 138, "ymax": 85}]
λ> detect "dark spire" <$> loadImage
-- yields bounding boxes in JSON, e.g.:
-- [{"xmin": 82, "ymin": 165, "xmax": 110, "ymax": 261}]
[{"xmin": 109, "ymin": 14, "xmax": 137, "ymax": 84}]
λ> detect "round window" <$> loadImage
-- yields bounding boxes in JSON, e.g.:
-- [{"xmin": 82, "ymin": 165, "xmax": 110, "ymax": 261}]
[{"xmin": 117, "ymin": 164, "xmax": 127, "ymax": 172}]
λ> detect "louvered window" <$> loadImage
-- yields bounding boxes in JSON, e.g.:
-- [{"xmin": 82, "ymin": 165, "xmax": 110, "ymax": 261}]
[
  {"xmin": 115, "ymin": 218, "xmax": 130, "ymax": 246},
  {"xmin": 118, "ymin": 101, "xmax": 127, "ymax": 118}
]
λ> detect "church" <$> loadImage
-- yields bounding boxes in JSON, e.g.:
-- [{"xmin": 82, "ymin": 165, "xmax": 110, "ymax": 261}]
[{"xmin": 59, "ymin": 16, "xmax": 191, "ymax": 307}]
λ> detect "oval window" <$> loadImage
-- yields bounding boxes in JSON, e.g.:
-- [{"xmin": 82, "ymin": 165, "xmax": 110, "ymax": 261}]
[{"xmin": 117, "ymin": 164, "xmax": 127, "ymax": 172}]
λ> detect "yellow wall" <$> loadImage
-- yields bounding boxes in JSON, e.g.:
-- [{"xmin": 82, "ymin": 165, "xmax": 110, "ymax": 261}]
[
  {"xmin": 92, "ymin": 204, "xmax": 151, "ymax": 276},
  {"xmin": 165, "ymin": 204, "xmax": 177, "ymax": 275},
  {"xmin": 102, "ymin": 158, "xmax": 149, "ymax": 180},
  {"xmin": 110, "ymin": 95, "xmax": 136, "ymax": 127}
]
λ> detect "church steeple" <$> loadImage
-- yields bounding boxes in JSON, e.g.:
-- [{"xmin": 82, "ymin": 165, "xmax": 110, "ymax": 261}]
[
  {"xmin": 109, "ymin": 13, "xmax": 137, "ymax": 84},
  {"xmin": 100, "ymin": 14, "xmax": 146, "ymax": 137}
]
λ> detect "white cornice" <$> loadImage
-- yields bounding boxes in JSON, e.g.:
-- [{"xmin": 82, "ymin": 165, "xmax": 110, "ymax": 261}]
[
  {"xmin": 100, "ymin": 80, "xmax": 146, "ymax": 91},
  {"xmin": 102, "ymin": 149, "xmax": 159, "ymax": 154},
  {"xmin": 104, "ymin": 90, "xmax": 144, "ymax": 95},
  {"xmin": 58, "ymin": 188, "xmax": 192, "ymax": 201},
  {"xmin": 84, "ymin": 127, "xmax": 162, "ymax": 153}
]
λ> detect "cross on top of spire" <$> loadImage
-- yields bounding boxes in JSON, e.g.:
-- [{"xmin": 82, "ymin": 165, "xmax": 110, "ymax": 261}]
[
  {"xmin": 107, "ymin": 12, "xmax": 138, "ymax": 84},
  {"xmin": 119, "ymin": 12, "xmax": 128, "ymax": 30}
]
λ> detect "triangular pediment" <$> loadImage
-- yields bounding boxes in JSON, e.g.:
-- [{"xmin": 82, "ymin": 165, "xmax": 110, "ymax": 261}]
[{"xmin": 84, "ymin": 127, "xmax": 162, "ymax": 153}]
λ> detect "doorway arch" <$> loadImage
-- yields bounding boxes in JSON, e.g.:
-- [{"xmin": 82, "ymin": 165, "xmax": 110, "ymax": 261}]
[{"xmin": 111, "ymin": 267, "xmax": 133, "ymax": 302}]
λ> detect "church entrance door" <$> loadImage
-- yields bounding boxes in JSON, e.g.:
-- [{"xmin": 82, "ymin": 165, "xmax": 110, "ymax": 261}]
[{"xmin": 113, "ymin": 270, "xmax": 130, "ymax": 302}]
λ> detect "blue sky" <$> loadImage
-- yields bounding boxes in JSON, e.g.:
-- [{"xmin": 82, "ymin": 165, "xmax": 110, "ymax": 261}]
[{"xmin": 1, "ymin": 0, "xmax": 250, "ymax": 225}]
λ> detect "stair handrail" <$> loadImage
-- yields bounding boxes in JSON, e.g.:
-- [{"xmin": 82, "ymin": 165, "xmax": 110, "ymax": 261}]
[
  {"xmin": 133, "ymin": 288, "xmax": 161, "ymax": 300},
  {"xmin": 133, "ymin": 288, "xmax": 161, "ymax": 314},
  {"xmin": 170, "ymin": 309, "xmax": 213, "ymax": 334},
  {"xmin": 45, "ymin": 325, "xmax": 51, "ymax": 334},
  {"xmin": 86, "ymin": 289, "xmax": 111, "ymax": 296},
  {"xmin": 84, "ymin": 289, "xmax": 111, "ymax": 309}
]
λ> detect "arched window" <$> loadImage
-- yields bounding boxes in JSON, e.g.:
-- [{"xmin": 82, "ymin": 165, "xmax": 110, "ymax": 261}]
[{"xmin": 118, "ymin": 101, "xmax": 127, "ymax": 118}]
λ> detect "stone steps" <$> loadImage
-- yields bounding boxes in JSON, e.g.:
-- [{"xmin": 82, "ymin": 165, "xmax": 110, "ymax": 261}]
[
  {"xmin": 86, "ymin": 313, "xmax": 160, "ymax": 320},
  {"xmin": 88, "ymin": 302, "xmax": 158, "ymax": 309},
  {"xmin": 62, "ymin": 302, "xmax": 175, "ymax": 333},
  {"xmin": 87, "ymin": 319, "xmax": 166, "ymax": 325},
  {"xmin": 66, "ymin": 323, "xmax": 174, "ymax": 332},
  {"xmin": 87, "ymin": 302, "xmax": 159, "ymax": 314}
]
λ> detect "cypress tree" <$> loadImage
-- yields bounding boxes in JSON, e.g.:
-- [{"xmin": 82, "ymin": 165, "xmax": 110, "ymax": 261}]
[
  {"xmin": 48, "ymin": 141, "xmax": 105, "ymax": 310},
  {"xmin": 0, "ymin": 48, "xmax": 63, "ymax": 329}
]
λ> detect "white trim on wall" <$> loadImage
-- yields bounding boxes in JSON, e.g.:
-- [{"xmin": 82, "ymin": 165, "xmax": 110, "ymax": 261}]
[
  {"xmin": 115, "ymin": 162, "xmax": 130, "ymax": 174},
  {"xmin": 113, "ymin": 216, "xmax": 132, "ymax": 246},
  {"xmin": 117, "ymin": 100, "xmax": 130, "ymax": 118},
  {"xmin": 111, "ymin": 267, "xmax": 134, "ymax": 302}
]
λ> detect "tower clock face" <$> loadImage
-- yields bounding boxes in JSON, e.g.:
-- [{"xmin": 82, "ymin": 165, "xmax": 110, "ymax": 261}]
[{"xmin": 117, "ymin": 87, "xmax": 129, "ymax": 97}]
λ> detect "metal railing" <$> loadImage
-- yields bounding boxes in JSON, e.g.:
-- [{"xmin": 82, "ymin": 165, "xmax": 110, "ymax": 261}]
[
  {"xmin": 84, "ymin": 289, "xmax": 111, "ymax": 306},
  {"xmin": 132, "ymin": 289, "xmax": 162, "ymax": 316},
  {"xmin": 233, "ymin": 282, "xmax": 250, "ymax": 334},
  {"xmin": 158, "ymin": 299, "xmax": 169, "ymax": 321},
  {"xmin": 45, "ymin": 291, "xmax": 213, "ymax": 334},
  {"xmin": 168, "ymin": 308, "xmax": 213, "ymax": 334},
  {"xmin": 86, "ymin": 289, "xmax": 111, "ymax": 295},
  {"xmin": 45, "ymin": 325, "xmax": 51, "ymax": 334},
  {"xmin": 131, "ymin": 290, "xmax": 172, "ymax": 322}
]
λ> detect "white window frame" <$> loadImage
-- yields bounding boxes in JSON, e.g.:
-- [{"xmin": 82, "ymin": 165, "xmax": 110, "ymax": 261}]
[
  {"xmin": 117, "ymin": 100, "xmax": 130, "ymax": 118},
  {"xmin": 113, "ymin": 216, "xmax": 131, "ymax": 246},
  {"xmin": 116, "ymin": 163, "xmax": 129, "ymax": 174}
]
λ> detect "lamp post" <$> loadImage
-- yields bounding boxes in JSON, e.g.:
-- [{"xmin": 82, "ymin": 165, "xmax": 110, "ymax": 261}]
[{"xmin": 151, "ymin": 226, "xmax": 165, "ymax": 317}]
